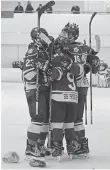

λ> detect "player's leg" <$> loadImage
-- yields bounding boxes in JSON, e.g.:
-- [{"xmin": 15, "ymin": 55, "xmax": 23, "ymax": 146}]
[
  {"xmin": 51, "ymin": 100, "xmax": 65, "ymax": 157},
  {"xmin": 74, "ymin": 87, "xmax": 89, "ymax": 155},
  {"xmin": 64, "ymin": 103, "xmax": 80, "ymax": 156},
  {"xmin": 26, "ymin": 91, "xmax": 44, "ymax": 159},
  {"xmin": 37, "ymin": 90, "xmax": 51, "ymax": 156}
]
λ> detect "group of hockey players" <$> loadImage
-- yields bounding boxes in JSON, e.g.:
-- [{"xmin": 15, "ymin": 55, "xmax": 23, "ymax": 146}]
[{"xmin": 13, "ymin": 22, "xmax": 105, "ymax": 167}]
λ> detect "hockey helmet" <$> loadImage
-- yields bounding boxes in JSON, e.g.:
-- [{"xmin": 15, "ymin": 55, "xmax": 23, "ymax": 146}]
[
  {"xmin": 59, "ymin": 22, "xmax": 79, "ymax": 42},
  {"xmin": 28, "ymin": 42, "xmax": 35, "ymax": 49},
  {"xmin": 30, "ymin": 27, "xmax": 50, "ymax": 49},
  {"xmin": 30, "ymin": 27, "xmax": 49, "ymax": 40}
]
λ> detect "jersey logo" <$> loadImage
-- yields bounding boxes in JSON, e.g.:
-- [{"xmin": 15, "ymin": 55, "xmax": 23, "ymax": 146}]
[
  {"xmin": 73, "ymin": 47, "xmax": 79, "ymax": 53},
  {"xmin": 28, "ymin": 49, "xmax": 33, "ymax": 54}
]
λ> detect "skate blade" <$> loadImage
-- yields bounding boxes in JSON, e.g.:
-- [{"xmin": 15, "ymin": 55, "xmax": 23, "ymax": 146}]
[
  {"xmin": 52, "ymin": 155, "xmax": 62, "ymax": 162},
  {"xmin": 69, "ymin": 154, "xmax": 74, "ymax": 160},
  {"xmin": 25, "ymin": 155, "xmax": 45, "ymax": 162},
  {"xmin": 72, "ymin": 153, "xmax": 90, "ymax": 159},
  {"xmin": 62, "ymin": 150, "xmax": 64, "ymax": 155},
  {"xmin": 58, "ymin": 156, "xmax": 61, "ymax": 162}
]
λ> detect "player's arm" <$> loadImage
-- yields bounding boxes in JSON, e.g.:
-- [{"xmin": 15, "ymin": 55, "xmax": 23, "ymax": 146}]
[
  {"xmin": 12, "ymin": 60, "xmax": 24, "ymax": 70},
  {"xmin": 23, "ymin": 47, "xmax": 37, "ymax": 82},
  {"xmin": 84, "ymin": 44, "xmax": 100, "ymax": 74}
]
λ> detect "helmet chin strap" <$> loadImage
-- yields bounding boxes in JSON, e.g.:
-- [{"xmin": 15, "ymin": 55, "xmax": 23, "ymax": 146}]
[{"xmin": 69, "ymin": 37, "xmax": 75, "ymax": 43}]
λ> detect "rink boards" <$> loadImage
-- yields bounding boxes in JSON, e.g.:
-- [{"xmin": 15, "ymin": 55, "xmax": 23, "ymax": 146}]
[{"xmin": 1, "ymin": 68, "xmax": 99, "ymax": 86}]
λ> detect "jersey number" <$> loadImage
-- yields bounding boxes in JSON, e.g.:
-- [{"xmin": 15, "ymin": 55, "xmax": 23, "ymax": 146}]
[
  {"xmin": 67, "ymin": 72, "xmax": 76, "ymax": 90},
  {"xmin": 25, "ymin": 59, "xmax": 33, "ymax": 67}
]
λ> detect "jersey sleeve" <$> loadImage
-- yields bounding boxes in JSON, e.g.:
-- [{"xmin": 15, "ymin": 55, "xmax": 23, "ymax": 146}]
[{"xmin": 23, "ymin": 47, "xmax": 38, "ymax": 81}]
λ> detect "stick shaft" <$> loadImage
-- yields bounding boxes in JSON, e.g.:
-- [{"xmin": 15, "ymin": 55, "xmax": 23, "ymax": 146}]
[{"xmin": 89, "ymin": 12, "xmax": 97, "ymax": 124}]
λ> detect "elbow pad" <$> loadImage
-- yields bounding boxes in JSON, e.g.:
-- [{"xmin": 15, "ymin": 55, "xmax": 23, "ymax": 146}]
[
  {"xmin": 70, "ymin": 63, "xmax": 80, "ymax": 76},
  {"xmin": 49, "ymin": 67, "xmax": 63, "ymax": 81}
]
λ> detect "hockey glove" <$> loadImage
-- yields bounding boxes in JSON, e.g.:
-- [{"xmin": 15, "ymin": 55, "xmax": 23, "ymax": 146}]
[
  {"xmin": 35, "ymin": 50, "xmax": 50, "ymax": 72},
  {"xmin": 84, "ymin": 63, "xmax": 91, "ymax": 74},
  {"xmin": 52, "ymin": 52, "xmax": 73, "ymax": 71},
  {"xmin": 12, "ymin": 61, "xmax": 24, "ymax": 70},
  {"xmin": 47, "ymin": 67, "xmax": 63, "ymax": 82},
  {"xmin": 2, "ymin": 152, "xmax": 20, "ymax": 163},
  {"xmin": 70, "ymin": 63, "xmax": 80, "ymax": 76},
  {"xmin": 36, "ymin": 59, "xmax": 50, "ymax": 72}
]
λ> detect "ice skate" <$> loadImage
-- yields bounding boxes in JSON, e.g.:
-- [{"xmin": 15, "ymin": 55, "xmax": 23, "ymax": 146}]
[
  {"xmin": 29, "ymin": 159, "xmax": 46, "ymax": 167},
  {"xmin": 73, "ymin": 138, "xmax": 90, "ymax": 159},
  {"xmin": 25, "ymin": 140, "xmax": 45, "ymax": 163},
  {"xmin": 47, "ymin": 139, "xmax": 64, "ymax": 155},
  {"xmin": 66, "ymin": 140, "xmax": 80, "ymax": 159},
  {"xmin": 43, "ymin": 146, "xmax": 51, "ymax": 156},
  {"xmin": 52, "ymin": 141, "xmax": 63, "ymax": 161}
]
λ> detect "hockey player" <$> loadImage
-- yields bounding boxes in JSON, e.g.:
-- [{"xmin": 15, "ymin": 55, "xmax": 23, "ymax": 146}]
[
  {"xmin": 56, "ymin": 22, "xmax": 101, "ymax": 156},
  {"xmin": 23, "ymin": 27, "xmax": 52, "ymax": 167},
  {"xmin": 97, "ymin": 60, "xmax": 108, "ymax": 88},
  {"xmin": 48, "ymin": 45, "xmax": 81, "ymax": 157}
]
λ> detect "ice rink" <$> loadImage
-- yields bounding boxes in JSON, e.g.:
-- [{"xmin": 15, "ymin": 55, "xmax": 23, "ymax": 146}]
[{"xmin": 1, "ymin": 82, "xmax": 110, "ymax": 169}]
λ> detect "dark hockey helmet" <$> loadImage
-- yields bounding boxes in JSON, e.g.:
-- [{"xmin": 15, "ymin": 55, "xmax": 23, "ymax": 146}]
[
  {"xmin": 30, "ymin": 27, "xmax": 49, "ymax": 40},
  {"xmin": 28, "ymin": 42, "xmax": 35, "ymax": 49},
  {"xmin": 30, "ymin": 27, "xmax": 49, "ymax": 49},
  {"xmin": 59, "ymin": 22, "xmax": 79, "ymax": 42}
]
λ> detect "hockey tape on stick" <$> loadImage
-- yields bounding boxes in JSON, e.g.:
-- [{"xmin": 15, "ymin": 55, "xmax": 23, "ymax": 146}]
[
  {"xmin": 39, "ymin": 32, "xmax": 52, "ymax": 45},
  {"xmin": 95, "ymin": 35, "xmax": 101, "ymax": 53}
]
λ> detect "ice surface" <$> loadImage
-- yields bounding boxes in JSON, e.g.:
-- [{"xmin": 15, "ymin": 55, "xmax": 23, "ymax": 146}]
[{"xmin": 1, "ymin": 83, "xmax": 110, "ymax": 169}]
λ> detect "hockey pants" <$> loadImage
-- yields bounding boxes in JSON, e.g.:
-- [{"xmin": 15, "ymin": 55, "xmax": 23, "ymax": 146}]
[{"xmin": 26, "ymin": 90, "xmax": 50, "ymax": 145}]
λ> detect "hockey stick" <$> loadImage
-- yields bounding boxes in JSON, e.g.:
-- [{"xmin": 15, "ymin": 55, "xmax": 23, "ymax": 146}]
[
  {"xmin": 36, "ymin": 1, "xmax": 55, "ymax": 114},
  {"xmin": 47, "ymin": 43, "xmax": 54, "ymax": 148},
  {"xmin": 95, "ymin": 35, "xmax": 101, "ymax": 87},
  {"xmin": 85, "ymin": 97, "xmax": 87, "ymax": 125},
  {"xmin": 95, "ymin": 35, "xmax": 101, "ymax": 53},
  {"xmin": 89, "ymin": 12, "xmax": 97, "ymax": 124},
  {"xmin": 84, "ymin": 34, "xmax": 100, "ymax": 124},
  {"xmin": 83, "ymin": 39, "xmax": 88, "ymax": 125}
]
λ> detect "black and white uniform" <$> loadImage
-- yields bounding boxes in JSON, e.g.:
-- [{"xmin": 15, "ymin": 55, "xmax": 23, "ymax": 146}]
[{"xmin": 23, "ymin": 44, "xmax": 50, "ymax": 144}]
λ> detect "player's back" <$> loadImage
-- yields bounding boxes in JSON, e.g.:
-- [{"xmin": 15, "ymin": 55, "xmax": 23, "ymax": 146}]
[
  {"xmin": 52, "ymin": 69, "xmax": 78, "ymax": 103},
  {"xmin": 63, "ymin": 42, "xmax": 87, "ymax": 65}
]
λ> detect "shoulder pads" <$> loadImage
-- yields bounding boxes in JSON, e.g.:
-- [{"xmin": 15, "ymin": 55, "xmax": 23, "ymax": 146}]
[{"xmin": 25, "ymin": 47, "xmax": 38, "ymax": 58}]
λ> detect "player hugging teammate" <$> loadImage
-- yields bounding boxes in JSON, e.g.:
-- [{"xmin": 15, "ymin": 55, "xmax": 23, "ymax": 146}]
[
  {"xmin": 12, "ymin": 22, "xmax": 105, "ymax": 167},
  {"xmin": 55, "ymin": 22, "xmax": 100, "ymax": 157}
]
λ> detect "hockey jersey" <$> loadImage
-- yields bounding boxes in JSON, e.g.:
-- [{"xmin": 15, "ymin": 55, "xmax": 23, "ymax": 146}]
[
  {"xmin": 51, "ymin": 53, "xmax": 79, "ymax": 103},
  {"xmin": 62, "ymin": 42, "xmax": 99, "ymax": 88},
  {"xmin": 23, "ymin": 45, "xmax": 50, "ymax": 98}
]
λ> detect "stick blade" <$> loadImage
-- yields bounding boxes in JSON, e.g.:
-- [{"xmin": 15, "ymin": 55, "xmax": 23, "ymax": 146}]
[
  {"xmin": 90, "ymin": 12, "xmax": 97, "ymax": 22},
  {"xmin": 45, "ymin": 1, "xmax": 55, "ymax": 8},
  {"xmin": 89, "ymin": 12, "xmax": 97, "ymax": 29},
  {"xmin": 38, "ymin": 1, "xmax": 55, "ymax": 17}
]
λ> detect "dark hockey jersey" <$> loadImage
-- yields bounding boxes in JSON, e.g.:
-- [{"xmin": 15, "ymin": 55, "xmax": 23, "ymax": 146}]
[
  {"xmin": 23, "ymin": 45, "xmax": 50, "ymax": 98},
  {"xmin": 63, "ymin": 42, "xmax": 87, "ymax": 65},
  {"xmin": 52, "ymin": 70, "xmax": 78, "ymax": 103},
  {"xmin": 51, "ymin": 53, "xmax": 79, "ymax": 103},
  {"xmin": 62, "ymin": 42, "xmax": 97, "ymax": 87}
]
